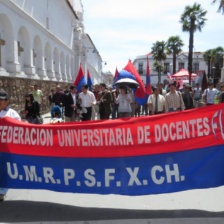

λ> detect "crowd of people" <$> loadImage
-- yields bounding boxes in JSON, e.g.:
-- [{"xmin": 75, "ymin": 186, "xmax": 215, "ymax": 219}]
[
  {"xmin": 19, "ymin": 80, "xmax": 224, "ymax": 124},
  {"xmin": 1, "ymin": 80, "xmax": 224, "ymax": 126}
]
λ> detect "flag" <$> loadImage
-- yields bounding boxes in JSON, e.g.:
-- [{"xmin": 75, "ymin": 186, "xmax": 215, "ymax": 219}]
[
  {"xmin": 123, "ymin": 60, "xmax": 146, "ymax": 105},
  {"xmin": 74, "ymin": 64, "xmax": 87, "ymax": 92},
  {"xmin": 87, "ymin": 70, "xmax": 93, "ymax": 91},
  {"xmin": 146, "ymin": 56, "xmax": 152, "ymax": 95},
  {"xmin": 113, "ymin": 68, "xmax": 119, "ymax": 88}
]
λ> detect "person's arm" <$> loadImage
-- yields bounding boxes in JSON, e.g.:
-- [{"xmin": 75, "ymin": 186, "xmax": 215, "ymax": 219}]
[
  {"xmin": 115, "ymin": 94, "xmax": 120, "ymax": 104},
  {"xmin": 78, "ymin": 94, "xmax": 82, "ymax": 105},
  {"xmin": 215, "ymin": 89, "xmax": 220, "ymax": 101},
  {"xmin": 147, "ymin": 95, "xmax": 154, "ymax": 114},
  {"xmin": 91, "ymin": 92, "xmax": 96, "ymax": 105},
  {"xmin": 162, "ymin": 96, "xmax": 166, "ymax": 112},
  {"xmin": 126, "ymin": 94, "xmax": 131, "ymax": 103},
  {"xmin": 40, "ymin": 90, "xmax": 44, "ymax": 105},
  {"xmin": 180, "ymin": 93, "xmax": 185, "ymax": 111},
  {"xmin": 202, "ymin": 89, "xmax": 207, "ymax": 103},
  {"xmin": 71, "ymin": 94, "xmax": 76, "ymax": 109},
  {"xmin": 165, "ymin": 95, "xmax": 169, "ymax": 112}
]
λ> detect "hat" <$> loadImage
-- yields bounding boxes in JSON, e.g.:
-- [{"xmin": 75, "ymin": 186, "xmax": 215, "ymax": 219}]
[
  {"xmin": 184, "ymin": 84, "xmax": 191, "ymax": 89},
  {"xmin": 0, "ymin": 89, "xmax": 9, "ymax": 100}
]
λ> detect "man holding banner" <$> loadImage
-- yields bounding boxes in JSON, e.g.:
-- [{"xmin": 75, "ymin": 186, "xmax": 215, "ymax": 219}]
[{"xmin": 0, "ymin": 89, "xmax": 21, "ymax": 201}]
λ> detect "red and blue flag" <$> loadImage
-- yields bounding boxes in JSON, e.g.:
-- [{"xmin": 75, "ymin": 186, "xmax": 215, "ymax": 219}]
[
  {"xmin": 113, "ymin": 68, "xmax": 119, "ymax": 89},
  {"xmin": 87, "ymin": 70, "xmax": 93, "ymax": 91},
  {"xmin": 146, "ymin": 56, "xmax": 152, "ymax": 95},
  {"xmin": 123, "ymin": 60, "xmax": 146, "ymax": 105},
  {"xmin": 74, "ymin": 64, "xmax": 87, "ymax": 92}
]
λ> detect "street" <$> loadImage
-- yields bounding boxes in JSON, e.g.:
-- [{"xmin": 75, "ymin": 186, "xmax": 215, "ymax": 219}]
[{"xmin": 1, "ymin": 180, "xmax": 224, "ymax": 223}]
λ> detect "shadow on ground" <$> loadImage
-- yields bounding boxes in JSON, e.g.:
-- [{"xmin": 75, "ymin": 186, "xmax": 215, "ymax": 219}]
[{"xmin": 0, "ymin": 201, "xmax": 224, "ymax": 222}]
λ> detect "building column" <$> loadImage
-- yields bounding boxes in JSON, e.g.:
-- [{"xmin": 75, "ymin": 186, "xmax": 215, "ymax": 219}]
[
  {"xmin": 47, "ymin": 58, "xmax": 56, "ymax": 80},
  {"xmin": 24, "ymin": 44, "xmax": 36, "ymax": 77},
  {"xmin": 7, "ymin": 39, "xmax": 21, "ymax": 74}
]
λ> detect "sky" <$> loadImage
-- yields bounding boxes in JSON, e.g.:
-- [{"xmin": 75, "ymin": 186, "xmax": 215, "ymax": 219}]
[{"xmin": 82, "ymin": 0, "xmax": 224, "ymax": 73}]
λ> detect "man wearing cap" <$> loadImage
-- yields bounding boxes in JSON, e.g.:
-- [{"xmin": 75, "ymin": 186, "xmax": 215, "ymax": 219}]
[
  {"xmin": 0, "ymin": 89, "xmax": 21, "ymax": 201},
  {"xmin": 165, "ymin": 82, "xmax": 185, "ymax": 112},
  {"xmin": 148, "ymin": 86, "xmax": 165, "ymax": 115}
]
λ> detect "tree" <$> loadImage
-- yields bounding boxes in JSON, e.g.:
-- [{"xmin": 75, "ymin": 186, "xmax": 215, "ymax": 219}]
[
  {"xmin": 166, "ymin": 36, "xmax": 184, "ymax": 74},
  {"xmin": 180, "ymin": 3, "xmax": 207, "ymax": 84},
  {"xmin": 213, "ymin": 0, "xmax": 224, "ymax": 14},
  {"xmin": 151, "ymin": 41, "xmax": 166, "ymax": 84},
  {"xmin": 204, "ymin": 47, "xmax": 224, "ymax": 83},
  {"xmin": 152, "ymin": 61, "xmax": 164, "ymax": 78}
]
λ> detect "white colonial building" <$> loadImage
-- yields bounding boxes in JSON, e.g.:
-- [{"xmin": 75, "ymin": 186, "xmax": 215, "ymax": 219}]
[
  {"xmin": 0, "ymin": 0, "xmax": 102, "ymax": 83},
  {"xmin": 133, "ymin": 52, "xmax": 208, "ymax": 85}
]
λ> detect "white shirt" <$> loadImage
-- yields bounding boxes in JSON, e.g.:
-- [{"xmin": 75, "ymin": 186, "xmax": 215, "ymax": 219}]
[
  {"xmin": 203, "ymin": 88, "xmax": 219, "ymax": 104},
  {"xmin": 193, "ymin": 87, "xmax": 202, "ymax": 99},
  {"xmin": 0, "ymin": 107, "xmax": 21, "ymax": 120},
  {"xmin": 148, "ymin": 94, "xmax": 165, "ymax": 112},
  {"xmin": 116, "ymin": 93, "xmax": 132, "ymax": 113},
  {"xmin": 79, "ymin": 91, "xmax": 96, "ymax": 108}
]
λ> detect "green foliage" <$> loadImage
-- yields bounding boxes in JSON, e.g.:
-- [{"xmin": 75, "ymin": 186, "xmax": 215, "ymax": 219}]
[
  {"xmin": 166, "ymin": 36, "xmax": 184, "ymax": 55},
  {"xmin": 180, "ymin": 3, "xmax": 207, "ymax": 33},
  {"xmin": 180, "ymin": 3, "xmax": 207, "ymax": 84},
  {"xmin": 204, "ymin": 47, "xmax": 224, "ymax": 66},
  {"xmin": 213, "ymin": 0, "xmax": 224, "ymax": 14},
  {"xmin": 166, "ymin": 36, "xmax": 184, "ymax": 74},
  {"xmin": 151, "ymin": 41, "xmax": 167, "ymax": 62}
]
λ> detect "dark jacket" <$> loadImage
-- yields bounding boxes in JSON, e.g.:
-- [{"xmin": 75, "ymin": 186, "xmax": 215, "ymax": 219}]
[
  {"xmin": 97, "ymin": 90, "xmax": 112, "ymax": 116},
  {"xmin": 25, "ymin": 101, "xmax": 40, "ymax": 119},
  {"xmin": 182, "ymin": 92, "xmax": 194, "ymax": 110},
  {"xmin": 52, "ymin": 91, "xmax": 65, "ymax": 106},
  {"xmin": 63, "ymin": 92, "xmax": 75, "ymax": 117}
]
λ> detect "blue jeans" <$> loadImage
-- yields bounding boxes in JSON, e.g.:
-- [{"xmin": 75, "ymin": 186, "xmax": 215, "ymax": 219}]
[{"xmin": 168, "ymin": 108, "xmax": 181, "ymax": 112}]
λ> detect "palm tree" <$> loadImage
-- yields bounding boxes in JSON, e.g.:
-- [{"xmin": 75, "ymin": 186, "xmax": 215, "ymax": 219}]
[
  {"xmin": 204, "ymin": 47, "xmax": 224, "ymax": 82},
  {"xmin": 151, "ymin": 41, "xmax": 166, "ymax": 84},
  {"xmin": 213, "ymin": 0, "xmax": 224, "ymax": 14},
  {"xmin": 180, "ymin": 3, "xmax": 207, "ymax": 84},
  {"xmin": 166, "ymin": 36, "xmax": 184, "ymax": 74},
  {"xmin": 152, "ymin": 61, "xmax": 164, "ymax": 79}
]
